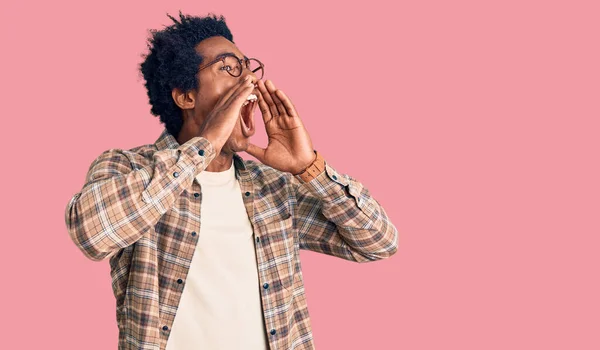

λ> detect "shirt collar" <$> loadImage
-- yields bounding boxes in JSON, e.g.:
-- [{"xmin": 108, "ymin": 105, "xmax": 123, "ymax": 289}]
[{"xmin": 154, "ymin": 128, "xmax": 247, "ymax": 172}]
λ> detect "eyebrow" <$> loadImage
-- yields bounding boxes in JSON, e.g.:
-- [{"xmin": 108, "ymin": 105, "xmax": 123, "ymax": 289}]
[{"xmin": 214, "ymin": 52, "xmax": 249, "ymax": 62}]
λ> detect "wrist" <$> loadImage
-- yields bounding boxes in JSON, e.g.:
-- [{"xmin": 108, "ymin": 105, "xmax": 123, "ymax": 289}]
[
  {"xmin": 199, "ymin": 133, "xmax": 222, "ymax": 154},
  {"xmin": 294, "ymin": 151, "xmax": 318, "ymax": 175},
  {"xmin": 295, "ymin": 150, "xmax": 326, "ymax": 182}
]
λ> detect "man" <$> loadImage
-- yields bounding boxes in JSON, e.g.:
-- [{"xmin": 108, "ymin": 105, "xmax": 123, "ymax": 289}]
[{"xmin": 65, "ymin": 11, "xmax": 398, "ymax": 350}]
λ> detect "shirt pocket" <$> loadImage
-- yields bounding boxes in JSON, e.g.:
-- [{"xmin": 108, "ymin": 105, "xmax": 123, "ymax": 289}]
[{"xmin": 257, "ymin": 203, "xmax": 296, "ymax": 291}]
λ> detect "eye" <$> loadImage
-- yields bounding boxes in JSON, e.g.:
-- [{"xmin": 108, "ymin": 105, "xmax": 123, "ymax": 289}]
[{"xmin": 220, "ymin": 65, "xmax": 233, "ymax": 71}]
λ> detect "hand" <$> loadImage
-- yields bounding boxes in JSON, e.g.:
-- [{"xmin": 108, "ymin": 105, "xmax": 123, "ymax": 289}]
[
  {"xmin": 198, "ymin": 76, "xmax": 256, "ymax": 154},
  {"xmin": 245, "ymin": 80, "xmax": 316, "ymax": 174}
]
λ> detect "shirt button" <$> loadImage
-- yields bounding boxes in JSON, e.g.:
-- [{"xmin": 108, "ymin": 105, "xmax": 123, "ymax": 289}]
[
  {"xmin": 332, "ymin": 175, "xmax": 338, "ymax": 180},
  {"xmin": 191, "ymin": 231, "xmax": 197, "ymax": 237},
  {"xmin": 256, "ymin": 236, "xmax": 260, "ymax": 243},
  {"xmin": 270, "ymin": 329, "xmax": 277, "ymax": 335},
  {"xmin": 198, "ymin": 149, "xmax": 205, "ymax": 156},
  {"xmin": 173, "ymin": 172, "xmax": 179, "ymax": 178},
  {"xmin": 162, "ymin": 325, "xmax": 169, "ymax": 331},
  {"xmin": 177, "ymin": 279, "xmax": 183, "ymax": 284},
  {"xmin": 263, "ymin": 283, "xmax": 269, "ymax": 289},
  {"xmin": 245, "ymin": 191, "xmax": 251, "ymax": 197},
  {"xmin": 194, "ymin": 193, "xmax": 200, "ymax": 198}
]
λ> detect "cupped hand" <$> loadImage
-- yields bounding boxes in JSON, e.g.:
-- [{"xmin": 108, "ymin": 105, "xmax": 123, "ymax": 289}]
[{"xmin": 244, "ymin": 80, "xmax": 316, "ymax": 174}]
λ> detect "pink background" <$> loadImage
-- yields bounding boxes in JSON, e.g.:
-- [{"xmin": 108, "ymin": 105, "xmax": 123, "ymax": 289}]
[{"xmin": 1, "ymin": 0, "xmax": 599, "ymax": 349}]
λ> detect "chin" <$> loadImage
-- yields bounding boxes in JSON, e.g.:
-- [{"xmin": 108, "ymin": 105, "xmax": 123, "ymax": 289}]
[
  {"xmin": 225, "ymin": 136, "xmax": 250, "ymax": 153},
  {"xmin": 235, "ymin": 139, "xmax": 250, "ymax": 152}
]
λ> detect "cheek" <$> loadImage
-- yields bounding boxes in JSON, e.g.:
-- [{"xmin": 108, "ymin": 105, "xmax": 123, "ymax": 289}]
[{"xmin": 197, "ymin": 79, "xmax": 237, "ymax": 112}]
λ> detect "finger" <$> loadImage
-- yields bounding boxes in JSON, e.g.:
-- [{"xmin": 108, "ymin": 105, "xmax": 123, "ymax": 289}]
[
  {"xmin": 275, "ymin": 89, "xmax": 298, "ymax": 118},
  {"xmin": 265, "ymin": 80, "xmax": 287, "ymax": 116},
  {"xmin": 228, "ymin": 77, "xmax": 256, "ymax": 110},
  {"xmin": 245, "ymin": 143, "xmax": 266, "ymax": 163},
  {"xmin": 256, "ymin": 90, "xmax": 273, "ymax": 124},
  {"xmin": 231, "ymin": 82, "xmax": 254, "ymax": 107},
  {"xmin": 219, "ymin": 75, "xmax": 254, "ymax": 107},
  {"xmin": 257, "ymin": 79, "xmax": 279, "ymax": 117}
]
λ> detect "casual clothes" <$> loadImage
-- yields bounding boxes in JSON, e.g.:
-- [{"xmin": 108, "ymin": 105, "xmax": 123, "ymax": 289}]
[{"xmin": 65, "ymin": 129, "xmax": 398, "ymax": 350}]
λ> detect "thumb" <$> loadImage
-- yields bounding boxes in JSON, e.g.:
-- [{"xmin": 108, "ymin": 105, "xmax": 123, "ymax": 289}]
[{"xmin": 245, "ymin": 143, "xmax": 266, "ymax": 163}]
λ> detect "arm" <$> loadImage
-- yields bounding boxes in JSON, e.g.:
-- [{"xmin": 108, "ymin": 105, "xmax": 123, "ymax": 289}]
[
  {"xmin": 244, "ymin": 80, "xmax": 397, "ymax": 262},
  {"xmin": 65, "ymin": 137, "xmax": 216, "ymax": 262},
  {"xmin": 292, "ymin": 159, "xmax": 398, "ymax": 263}
]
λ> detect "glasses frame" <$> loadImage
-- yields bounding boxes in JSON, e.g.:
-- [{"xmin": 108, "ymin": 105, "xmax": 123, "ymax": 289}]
[{"xmin": 198, "ymin": 53, "xmax": 264, "ymax": 79}]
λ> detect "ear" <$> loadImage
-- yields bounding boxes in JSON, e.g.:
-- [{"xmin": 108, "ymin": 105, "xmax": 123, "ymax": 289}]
[{"xmin": 171, "ymin": 88, "xmax": 196, "ymax": 109}]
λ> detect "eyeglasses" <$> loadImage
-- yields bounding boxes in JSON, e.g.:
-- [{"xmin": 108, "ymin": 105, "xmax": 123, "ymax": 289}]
[{"xmin": 198, "ymin": 53, "xmax": 264, "ymax": 80}]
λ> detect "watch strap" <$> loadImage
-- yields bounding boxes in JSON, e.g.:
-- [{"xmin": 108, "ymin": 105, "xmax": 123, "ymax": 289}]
[{"xmin": 296, "ymin": 150, "xmax": 325, "ymax": 182}]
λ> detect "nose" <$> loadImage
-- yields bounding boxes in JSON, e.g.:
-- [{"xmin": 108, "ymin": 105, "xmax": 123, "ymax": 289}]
[{"xmin": 239, "ymin": 65, "xmax": 258, "ymax": 84}]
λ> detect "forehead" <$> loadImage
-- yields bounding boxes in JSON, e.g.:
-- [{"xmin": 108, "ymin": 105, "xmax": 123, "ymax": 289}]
[{"xmin": 195, "ymin": 36, "xmax": 245, "ymax": 61}]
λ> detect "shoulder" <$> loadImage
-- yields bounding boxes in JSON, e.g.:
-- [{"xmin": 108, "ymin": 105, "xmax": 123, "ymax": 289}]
[{"xmin": 88, "ymin": 142, "xmax": 156, "ymax": 174}]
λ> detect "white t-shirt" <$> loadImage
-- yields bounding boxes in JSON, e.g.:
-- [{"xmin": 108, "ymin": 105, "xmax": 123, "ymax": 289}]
[{"xmin": 165, "ymin": 159, "xmax": 268, "ymax": 350}]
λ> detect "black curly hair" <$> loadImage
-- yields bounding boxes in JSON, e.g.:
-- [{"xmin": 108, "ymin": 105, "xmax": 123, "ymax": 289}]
[{"xmin": 139, "ymin": 11, "xmax": 234, "ymax": 138}]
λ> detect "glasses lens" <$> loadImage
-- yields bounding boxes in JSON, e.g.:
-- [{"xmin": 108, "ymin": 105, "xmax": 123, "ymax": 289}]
[
  {"xmin": 247, "ymin": 59, "xmax": 264, "ymax": 80},
  {"xmin": 221, "ymin": 55, "xmax": 242, "ymax": 77}
]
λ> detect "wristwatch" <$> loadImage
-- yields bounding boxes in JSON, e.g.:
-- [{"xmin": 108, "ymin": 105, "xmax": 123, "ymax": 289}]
[{"xmin": 295, "ymin": 150, "xmax": 325, "ymax": 182}]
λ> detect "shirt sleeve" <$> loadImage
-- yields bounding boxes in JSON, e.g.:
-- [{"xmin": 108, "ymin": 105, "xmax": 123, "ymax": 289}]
[
  {"xmin": 291, "ymin": 161, "xmax": 398, "ymax": 262},
  {"xmin": 65, "ymin": 137, "xmax": 216, "ymax": 262}
]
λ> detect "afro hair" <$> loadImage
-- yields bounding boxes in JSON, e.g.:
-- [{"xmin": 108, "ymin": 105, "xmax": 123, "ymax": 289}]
[{"xmin": 139, "ymin": 11, "xmax": 233, "ymax": 138}]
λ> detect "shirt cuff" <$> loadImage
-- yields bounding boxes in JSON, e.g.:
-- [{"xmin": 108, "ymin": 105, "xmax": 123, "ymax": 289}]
[
  {"xmin": 294, "ymin": 161, "xmax": 366, "ymax": 209},
  {"xmin": 179, "ymin": 136, "xmax": 217, "ymax": 170}
]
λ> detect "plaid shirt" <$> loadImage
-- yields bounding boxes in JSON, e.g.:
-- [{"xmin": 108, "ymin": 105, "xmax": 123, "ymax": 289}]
[{"xmin": 65, "ymin": 129, "xmax": 398, "ymax": 350}]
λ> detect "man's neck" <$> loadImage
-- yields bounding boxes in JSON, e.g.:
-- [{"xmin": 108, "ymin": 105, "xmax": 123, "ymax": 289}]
[{"xmin": 204, "ymin": 152, "xmax": 234, "ymax": 172}]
